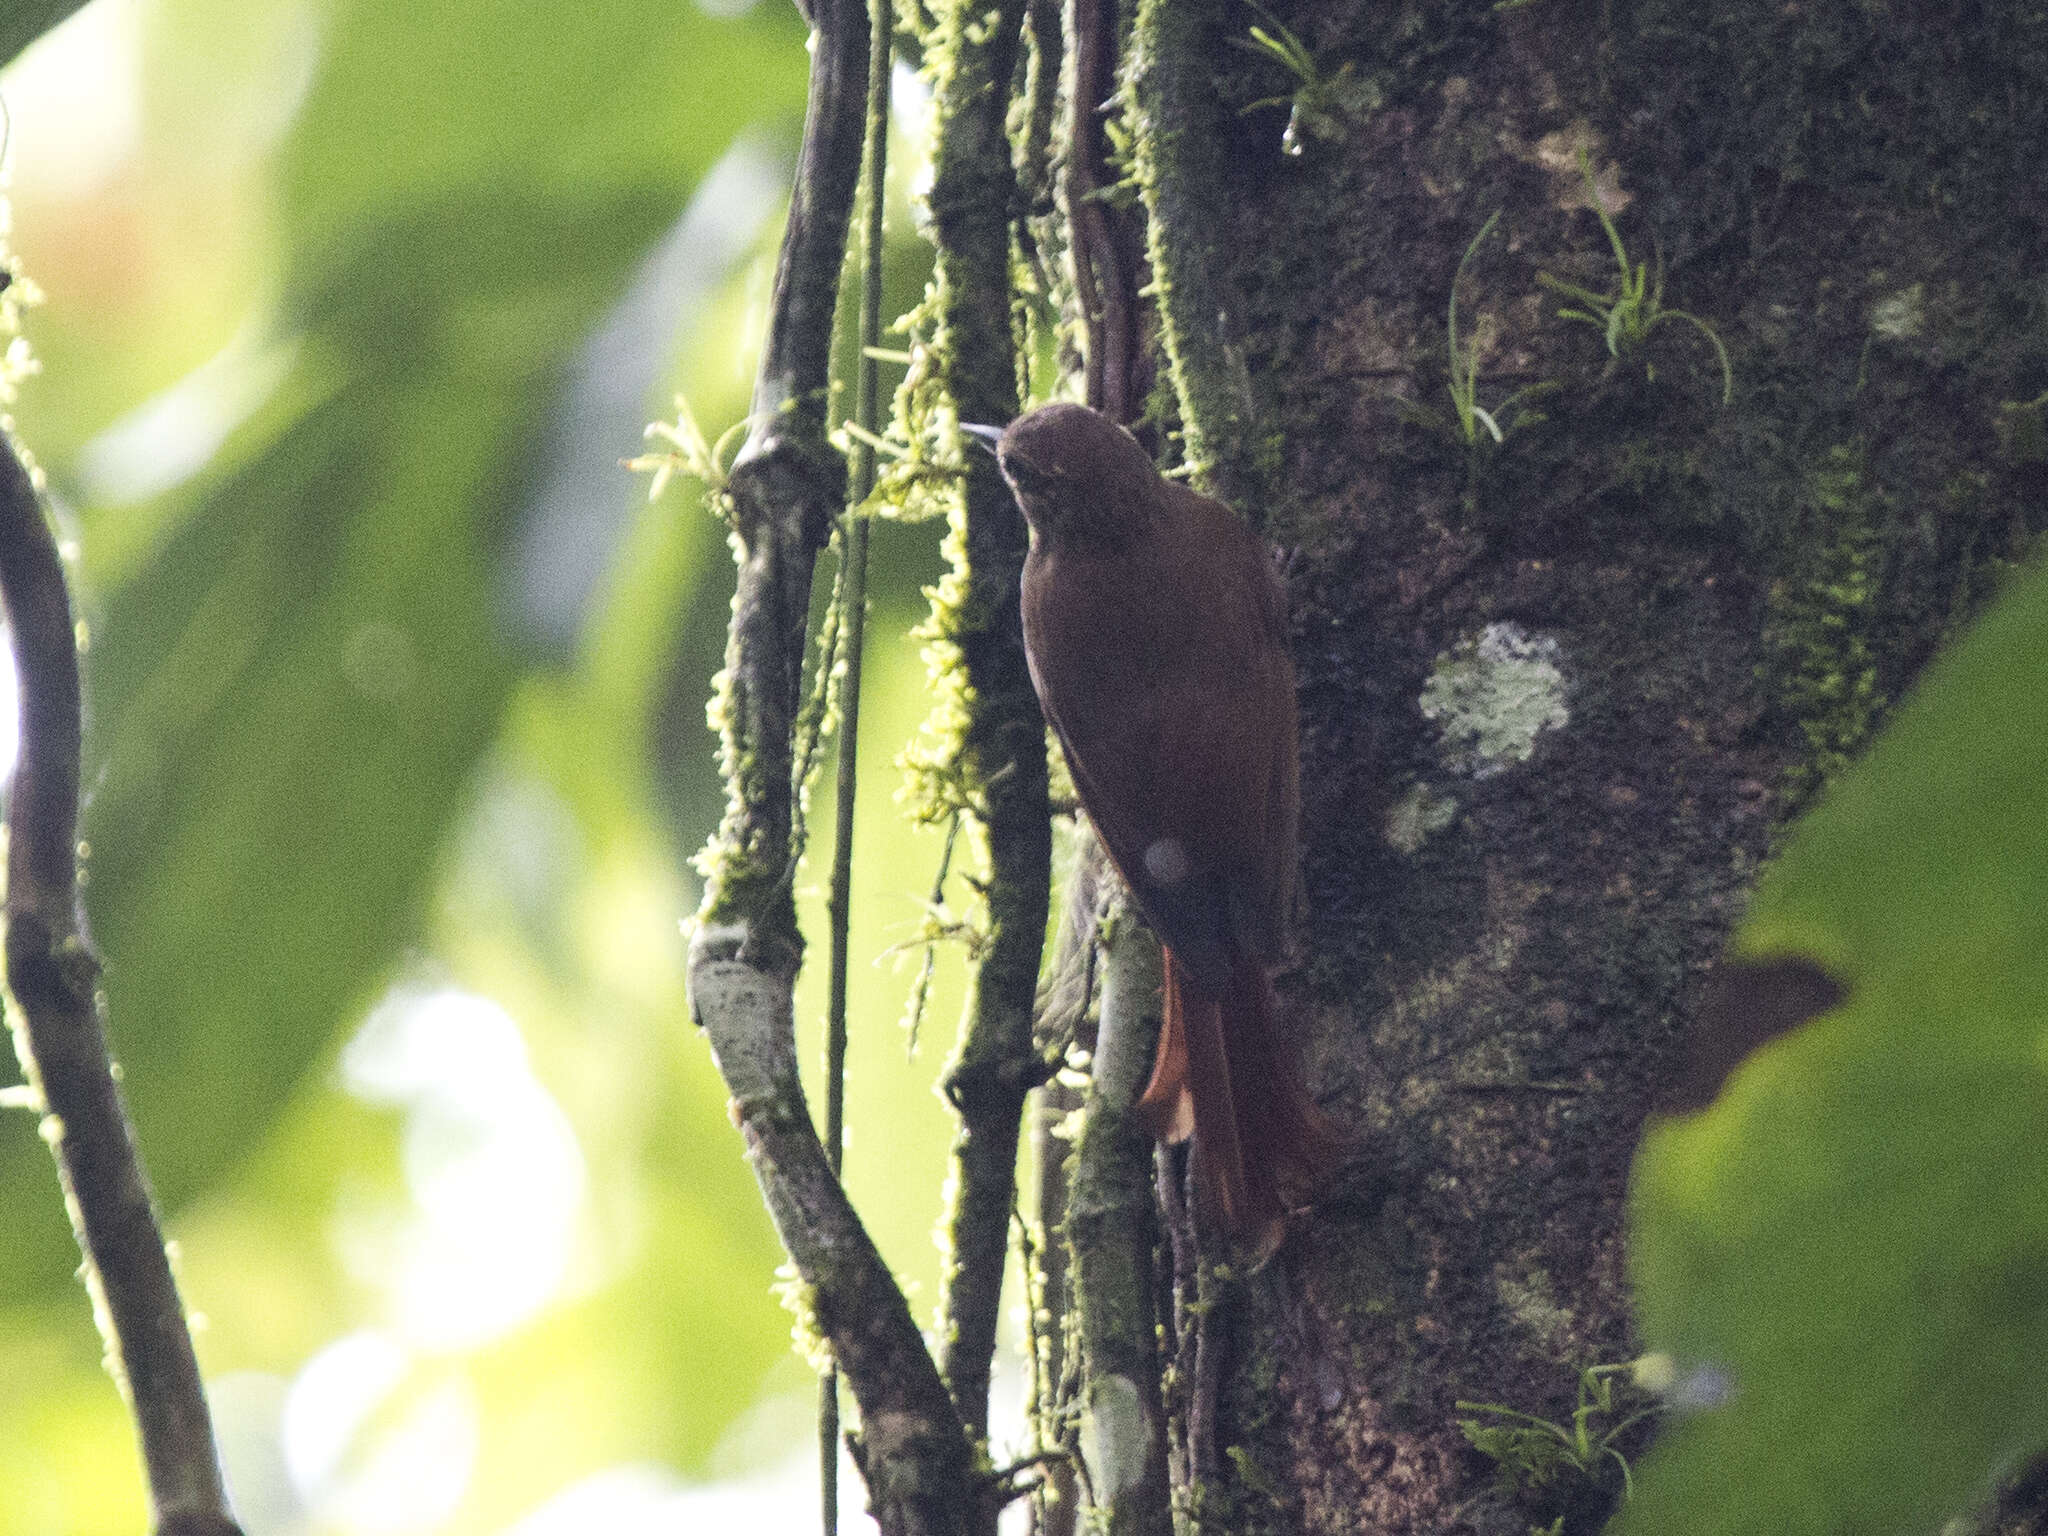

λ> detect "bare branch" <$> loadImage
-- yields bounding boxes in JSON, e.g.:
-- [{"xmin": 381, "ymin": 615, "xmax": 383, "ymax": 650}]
[
  {"xmin": 0, "ymin": 438, "xmax": 242, "ymax": 1536},
  {"xmin": 1063, "ymin": 0, "xmax": 1143, "ymax": 423}
]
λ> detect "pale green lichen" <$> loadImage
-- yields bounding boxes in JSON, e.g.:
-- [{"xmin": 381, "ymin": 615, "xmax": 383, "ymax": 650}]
[
  {"xmin": 1419, "ymin": 623, "xmax": 1570, "ymax": 777},
  {"xmin": 1385, "ymin": 781, "xmax": 1460, "ymax": 854},
  {"xmin": 1078, "ymin": 1372, "xmax": 1153, "ymax": 1500},
  {"xmin": 1867, "ymin": 282, "xmax": 1925, "ymax": 341},
  {"xmin": 1497, "ymin": 1267, "xmax": 1578, "ymax": 1358}
]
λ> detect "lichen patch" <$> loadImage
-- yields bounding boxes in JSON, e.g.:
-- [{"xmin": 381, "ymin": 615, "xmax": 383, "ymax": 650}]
[{"xmin": 1419, "ymin": 623, "xmax": 1569, "ymax": 778}]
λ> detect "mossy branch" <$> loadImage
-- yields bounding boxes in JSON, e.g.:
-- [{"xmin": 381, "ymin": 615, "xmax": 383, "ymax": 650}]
[
  {"xmin": 0, "ymin": 439, "xmax": 243, "ymax": 1536},
  {"xmin": 684, "ymin": 4, "xmax": 977, "ymax": 1533},
  {"xmin": 920, "ymin": 0, "xmax": 1057, "ymax": 1448},
  {"xmin": 1023, "ymin": 826, "xmax": 1113, "ymax": 1536},
  {"xmin": 1018, "ymin": 0, "xmax": 1062, "ymax": 220},
  {"xmin": 1128, "ymin": 0, "xmax": 1273, "ymax": 511},
  {"xmin": 1064, "ymin": 897, "xmax": 1173, "ymax": 1536}
]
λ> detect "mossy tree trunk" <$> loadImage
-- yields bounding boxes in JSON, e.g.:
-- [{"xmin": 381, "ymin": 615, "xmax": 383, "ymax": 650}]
[{"xmin": 1135, "ymin": 1, "xmax": 2048, "ymax": 1531}]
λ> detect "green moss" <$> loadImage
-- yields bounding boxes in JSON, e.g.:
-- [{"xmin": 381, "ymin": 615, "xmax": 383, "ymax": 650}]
[
  {"xmin": 694, "ymin": 662, "xmax": 803, "ymax": 959},
  {"xmin": 1128, "ymin": 0, "xmax": 1277, "ymax": 511},
  {"xmin": 1223, "ymin": 1444, "xmax": 1282, "ymax": 1503},
  {"xmin": 884, "ymin": 289, "xmax": 987, "ymax": 835},
  {"xmin": 1760, "ymin": 444, "xmax": 1887, "ymax": 801},
  {"xmin": 902, "ymin": 489, "xmax": 988, "ymax": 822}
]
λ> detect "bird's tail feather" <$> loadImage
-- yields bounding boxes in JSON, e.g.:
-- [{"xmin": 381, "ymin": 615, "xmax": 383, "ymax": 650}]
[{"xmin": 1135, "ymin": 952, "xmax": 1338, "ymax": 1244}]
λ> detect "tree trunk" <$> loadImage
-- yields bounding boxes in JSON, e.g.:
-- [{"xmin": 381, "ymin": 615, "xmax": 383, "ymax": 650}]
[{"xmin": 1172, "ymin": 1, "xmax": 2048, "ymax": 1530}]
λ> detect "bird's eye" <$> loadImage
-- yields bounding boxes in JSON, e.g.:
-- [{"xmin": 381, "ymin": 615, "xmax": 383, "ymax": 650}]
[{"xmin": 1001, "ymin": 457, "xmax": 1054, "ymax": 494}]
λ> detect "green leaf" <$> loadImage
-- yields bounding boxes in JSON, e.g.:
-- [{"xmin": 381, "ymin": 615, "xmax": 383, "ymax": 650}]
[{"xmin": 1620, "ymin": 553, "xmax": 2048, "ymax": 1535}]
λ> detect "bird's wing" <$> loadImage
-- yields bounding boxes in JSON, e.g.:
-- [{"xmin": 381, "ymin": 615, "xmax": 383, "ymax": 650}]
[
  {"xmin": 1022, "ymin": 510, "xmax": 1296, "ymax": 990},
  {"xmin": 1207, "ymin": 502, "xmax": 1298, "ymax": 964}
]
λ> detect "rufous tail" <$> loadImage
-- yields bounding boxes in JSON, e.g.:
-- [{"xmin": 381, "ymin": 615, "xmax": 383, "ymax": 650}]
[{"xmin": 1134, "ymin": 951, "xmax": 1340, "ymax": 1244}]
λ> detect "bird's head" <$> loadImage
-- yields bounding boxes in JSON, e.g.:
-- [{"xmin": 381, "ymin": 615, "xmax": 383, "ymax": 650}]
[{"xmin": 964, "ymin": 402, "xmax": 1164, "ymax": 546}]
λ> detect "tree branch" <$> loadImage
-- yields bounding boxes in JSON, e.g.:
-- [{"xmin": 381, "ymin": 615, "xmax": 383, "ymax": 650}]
[
  {"xmin": 1026, "ymin": 831, "xmax": 1105, "ymax": 1536},
  {"xmin": 684, "ymin": 4, "xmax": 976, "ymax": 1533},
  {"xmin": 1127, "ymin": 0, "xmax": 1271, "ymax": 511},
  {"xmin": 1062, "ymin": 0, "xmax": 1142, "ymax": 423},
  {"xmin": 0, "ymin": 438, "xmax": 242, "ymax": 1536},
  {"xmin": 1064, "ymin": 897, "xmax": 1172, "ymax": 1536},
  {"xmin": 923, "ymin": 0, "xmax": 1056, "ymax": 1446}
]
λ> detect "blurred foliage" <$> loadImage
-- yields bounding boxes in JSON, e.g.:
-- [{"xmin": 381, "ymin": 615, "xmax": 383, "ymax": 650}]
[
  {"xmin": 0, "ymin": 0, "xmax": 971, "ymax": 1531},
  {"xmin": 1623, "ymin": 551, "xmax": 2048, "ymax": 1535}
]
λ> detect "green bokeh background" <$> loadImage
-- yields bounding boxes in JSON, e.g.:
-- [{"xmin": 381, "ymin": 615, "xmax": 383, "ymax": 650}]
[{"xmin": 0, "ymin": 2, "xmax": 979, "ymax": 1530}]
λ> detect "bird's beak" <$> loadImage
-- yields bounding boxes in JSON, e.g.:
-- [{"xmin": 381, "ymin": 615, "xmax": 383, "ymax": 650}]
[{"xmin": 959, "ymin": 422, "xmax": 1004, "ymax": 455}]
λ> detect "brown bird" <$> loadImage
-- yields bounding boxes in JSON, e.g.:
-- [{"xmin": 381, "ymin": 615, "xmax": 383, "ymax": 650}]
[{"xmin": 981, "ymin": 401, "xmax": 1336, "ymax": 1246}]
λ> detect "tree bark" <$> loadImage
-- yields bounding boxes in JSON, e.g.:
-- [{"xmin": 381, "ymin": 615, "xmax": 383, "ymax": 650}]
[{"xmin": 1143, "ymin": 2, "xmax": 2048, "ymax": 1531}]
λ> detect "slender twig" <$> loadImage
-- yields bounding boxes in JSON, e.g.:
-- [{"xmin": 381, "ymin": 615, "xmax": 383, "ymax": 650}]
[
  {"xmin": 790, "ymin": 549, "xmax": 846, "ymax": 864},
  {"xmin": 684, "ymin": 1, "xmax": 977, "ymax": 1532},
  {"xmin": 1029, "ymin": 1073, "xmax": 1081, "ymax": 1536},
  {"xmin": 820, "ymin": 0, "xmax": 893, "ymax": 1527},
  {"xmin": 903, "ymin": 811, "xmax": 963, "ymax": 1054},
  {"xmin": 0, "ymin": 439, "xmax": 242, "ymax": 1536}
]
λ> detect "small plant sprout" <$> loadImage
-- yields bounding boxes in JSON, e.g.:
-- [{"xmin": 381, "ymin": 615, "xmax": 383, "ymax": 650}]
[
  {"xmin": 1457, "ymin": 1360, "xmax": 1658, "ymax": 1507},
  {"xmin": 1233, "ymin": 1, "xmax": 1370, "ymax": 156},
  {"xmin": 1445, "ymin": 211, "xmax": 1558, "ymax": 446},
  {"xmin": 628, "ymin": 394, "xmax": 745, "ymax": 500},
  {"xmin": 1401, "ymin": 212, "xmax": 1556, "ymax": 452},
  {"xmin": 1537, "ymin": 147, "xmax": 1734, "ymax": 405}
]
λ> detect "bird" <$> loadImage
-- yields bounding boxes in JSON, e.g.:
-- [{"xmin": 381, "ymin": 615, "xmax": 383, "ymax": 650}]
[{"xmin": 975, "ymin": 401, "xmax": 1337, "ymax": 1247}]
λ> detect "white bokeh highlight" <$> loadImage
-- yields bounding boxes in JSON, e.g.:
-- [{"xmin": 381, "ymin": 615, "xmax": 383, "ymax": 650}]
[{"xmin": 339, "ymin": 987, "xmax": 588, "ymax": 1352}]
